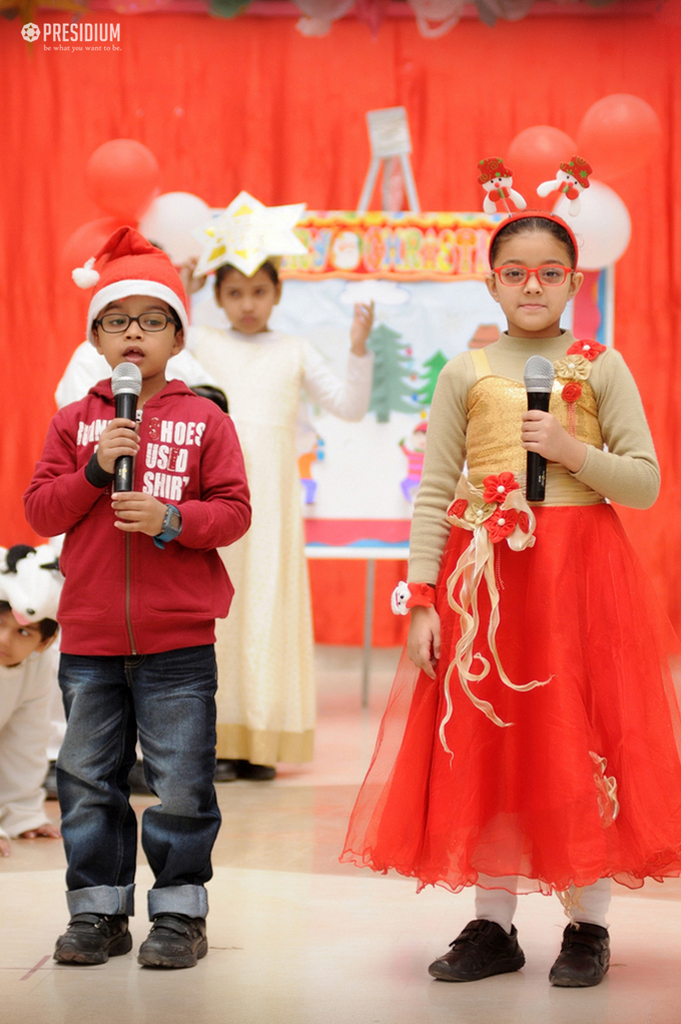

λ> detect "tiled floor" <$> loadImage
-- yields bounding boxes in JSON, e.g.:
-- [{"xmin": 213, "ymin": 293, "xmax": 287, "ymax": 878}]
[{"xmin": 2, "ymin": 646, "xmax": 681, "ymax": 1024}]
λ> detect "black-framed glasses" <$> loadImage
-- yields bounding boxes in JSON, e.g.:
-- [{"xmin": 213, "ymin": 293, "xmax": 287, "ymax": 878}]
[
  {"xmin": 492, "ymin": 265, "xmax": 573, "ymax": 287},
  {"xmin": 94, "ymin": 312, "xmax": 181, "ymax": 334}
]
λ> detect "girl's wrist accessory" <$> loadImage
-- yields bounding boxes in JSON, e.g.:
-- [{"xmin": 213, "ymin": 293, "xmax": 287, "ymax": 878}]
[{"xmin": 391, "ymin": 581, "xmax": 435, "ymax": 616}]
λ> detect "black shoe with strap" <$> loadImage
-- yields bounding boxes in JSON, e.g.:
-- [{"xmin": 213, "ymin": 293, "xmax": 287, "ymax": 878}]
[
  {"xmin": 549, "ymin": 922, "xmax": 610, "ymax": 987},
  {"xmin": 138, "ymin": 913, "xmax": 208, "ymax": 969},
  {"xmin": 428, "ymin": 919, "xmax": 525, "ymax": 982},
  {"xmin": 54, "ymin": 913, "xmax": 132, "ymax": 965}
]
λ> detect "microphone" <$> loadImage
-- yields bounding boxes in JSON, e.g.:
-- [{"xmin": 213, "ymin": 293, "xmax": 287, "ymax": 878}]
[
  {"xmin": 111, "ymin": 362, "xmax": 143, "ymax": 492},
  {"xmin": 523, "ymin": 355, "xmax": 555, "ymax": 502}
]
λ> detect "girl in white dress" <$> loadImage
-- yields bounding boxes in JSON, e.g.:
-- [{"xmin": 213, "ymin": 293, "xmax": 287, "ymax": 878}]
[{"xmin": 191, "ymin": 259, "xmax": 374, "ymax": 779}]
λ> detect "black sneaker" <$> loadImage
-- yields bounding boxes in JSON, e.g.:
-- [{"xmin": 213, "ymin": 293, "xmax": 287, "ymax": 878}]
[
  {"xmin": 549, "ymin": 922, "xmax": 610, "ymax": 987},
  {"xmin": 53, "ymin": 913, "xmax": 132, "ymax": 965},
  {"xmin": 234, "ymin": 759, "xmax": 276, "ymax": 781},
  {"xmin": 428, "ymin": 919, "xmax": 525, "ymax": 982},
  {"xmin": 214, "ymin": 759, "xmax": 238, "ymax": 782},
  {"xmin": 137, "ymin": 914, "xmax": 208, "ymax": 968}
]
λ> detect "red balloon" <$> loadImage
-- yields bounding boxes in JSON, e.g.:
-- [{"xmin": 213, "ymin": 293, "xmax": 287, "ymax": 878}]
[
  {"xmin": 577, "ymin": 95, "xmax": 662, "ymax": 182},
  {"xmin": 60, "ymin": 216, "xmax": 133, "ymax": 279},
  {"xmin": 85, "ymin": 140, "xmax": 161, "ymax": 221},
  {"xmin": 506, "ymin": 126, "xmax": 577, "ymax": 211}
]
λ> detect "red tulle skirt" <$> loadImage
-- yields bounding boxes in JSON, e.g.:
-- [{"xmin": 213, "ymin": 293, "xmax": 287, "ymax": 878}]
[{"xmin": 341, "ymin": 505, "xmax": 681, "ymax": 895}]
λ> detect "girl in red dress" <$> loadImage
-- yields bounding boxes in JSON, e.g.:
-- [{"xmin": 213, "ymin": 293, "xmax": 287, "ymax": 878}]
[{"xmin": 341, "ymin": 212, "xmax": 681, "ymax": 988}]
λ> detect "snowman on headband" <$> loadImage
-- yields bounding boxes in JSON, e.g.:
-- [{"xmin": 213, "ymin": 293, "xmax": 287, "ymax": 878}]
[
  {"xmin": 193, "ymin": 191, "xmax": 308, "ymax": 279},
  {"xmin": 478, "ymin": 155, "xmax": 584, "ymax": 262},
  {"xmin": 537, "ymin": 155, "xmax": 593, "ymax": 217},
  {"xmin": 477, "ymin": 158, "xmax": 527, "ymax": 215}
]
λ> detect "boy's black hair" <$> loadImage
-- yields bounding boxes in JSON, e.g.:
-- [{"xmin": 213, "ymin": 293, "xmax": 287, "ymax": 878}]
[
  {"xmin": 489, "ymin": 215, "xmax": 577, "ymax": 269},
  {"xmin": 1, "ymin": 545, "xmax": 59, "ymax": 641},
  {"xmin": 191, "ymin": 385, "xmax": 229, "ymax": 414},
  {"xmin": 214, "ymin": 260, "xmax": 280, "ymax": 291}
]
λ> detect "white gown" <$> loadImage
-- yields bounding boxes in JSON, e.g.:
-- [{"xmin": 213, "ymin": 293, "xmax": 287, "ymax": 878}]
[{"xmin": 192, "ymin": 326, "xmax": 373, "ymax": 764}]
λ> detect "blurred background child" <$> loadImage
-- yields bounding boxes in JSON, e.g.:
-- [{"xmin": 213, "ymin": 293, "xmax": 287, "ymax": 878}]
[
  {"xmin": 0, "ymin": 544, "xmax": 62, "ymax": 856},
  {"xmin": 187, "ymin": 201, "xmax": 374, "ymax": 780}
]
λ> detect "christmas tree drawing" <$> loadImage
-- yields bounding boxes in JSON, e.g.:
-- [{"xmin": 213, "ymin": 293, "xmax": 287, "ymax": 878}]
[
  {"xmin": 417, "ymin": 350, "xmax": 447, "ymax": 407},
  {"xmin": 368, "ymin": 324, "xmax": 420, "ymax": 423}
]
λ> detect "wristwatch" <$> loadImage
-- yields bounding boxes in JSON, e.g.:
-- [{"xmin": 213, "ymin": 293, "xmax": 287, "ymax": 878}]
[{"xmin": 153, "ymin": 504, "xmax": 183, "ymax": 548}]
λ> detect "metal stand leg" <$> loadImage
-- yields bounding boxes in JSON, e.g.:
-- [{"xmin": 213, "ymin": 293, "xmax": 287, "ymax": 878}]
[{"xmin": 361, "ymin": 558, "xmax": 376, "ymax": 708}]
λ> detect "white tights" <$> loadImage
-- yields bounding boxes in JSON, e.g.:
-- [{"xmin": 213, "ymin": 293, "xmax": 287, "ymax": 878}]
[{"xmin": 474, "ymin": 877, "xmax": 611, "ymax": 934}]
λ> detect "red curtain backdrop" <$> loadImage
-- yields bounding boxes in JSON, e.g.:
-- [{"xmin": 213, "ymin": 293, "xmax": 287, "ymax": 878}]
[{"xmin": 1, "ymin": 12, "xmax": 679, "ymax": 643}]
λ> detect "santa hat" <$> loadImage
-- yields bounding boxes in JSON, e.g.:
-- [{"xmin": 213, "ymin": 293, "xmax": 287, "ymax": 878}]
[
  {"xmin": 559, "ymin": 155, "xmax": 593, "ymax": 188},
  {"xmin": 478, "ymin": 157, "xmax": 513, "ymax": 184},
  {"xmin": 72, "ymin": 226, "xmax": 189, "ymax": 344},
  {"xmin": 414, "ymin": 420, "xmax": 428, "ymax": 433}
]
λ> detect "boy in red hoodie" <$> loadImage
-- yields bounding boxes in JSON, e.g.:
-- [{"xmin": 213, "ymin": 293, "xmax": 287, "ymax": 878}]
[{"xmin": 24, "ymin": 228, "xmax": 251, "ymax": 969}]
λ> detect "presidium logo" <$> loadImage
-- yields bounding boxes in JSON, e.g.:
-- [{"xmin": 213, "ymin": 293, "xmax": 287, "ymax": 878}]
[{"xmin": 20, "ymin": 20, "xmax": 121, "ymax": 49}]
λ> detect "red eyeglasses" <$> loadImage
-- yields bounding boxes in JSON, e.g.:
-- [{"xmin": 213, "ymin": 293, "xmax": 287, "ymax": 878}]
[{"xmin": 492, "ymin": 264, "xmax": 573, "ymax": 287}]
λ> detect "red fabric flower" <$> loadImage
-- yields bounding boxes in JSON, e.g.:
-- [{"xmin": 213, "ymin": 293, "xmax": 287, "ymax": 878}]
[
  {"xmin": 484, "ymin": 507, "xmax": 519, "ymax": 543},
  {"xmin": 566, "ymin": 339, "xmax": 606, "ymax": 362},
  {"xmin": 562, "ymin": 382, "xmax": 582, "ymax": 404},
  {"xmin": 517, "ymin": 511, "xmax": 530, "ymax": 534},
  {"xmin": 482, "ymin": 472, "xmax": 520, "ymax": 504},
  {"xmin": 406, "ymin": 583, "xmax": 436, "ymax": 609},
  {"xmin": 448, "ymin": 498, "xmax": 468, "ymax": 520}
]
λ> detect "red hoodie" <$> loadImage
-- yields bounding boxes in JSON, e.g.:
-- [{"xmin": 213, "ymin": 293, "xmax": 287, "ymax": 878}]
[{"xmin": 24, "ymin": 378, "xmax": 251, "ymax": 656}]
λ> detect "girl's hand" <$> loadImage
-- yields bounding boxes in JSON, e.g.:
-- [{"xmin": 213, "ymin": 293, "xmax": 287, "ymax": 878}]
[
  {"xmin": 179, "ymin": 257, "xmax": 206, "ymax": 296},
  {"xmin": 0, "ymin": 837, "xmax": 9, "ymax": 857},
  {"xmin": 407, "ymin": 605, "xmax": 441, "ymax": 679},
  {"xmin": 96, "ymin": 418, "xmax": 139, "ymax": 476},
  {"xmin": 521, "ymin": 410, "xmax": 587, "ymax": 474},
  {"xmin": 350, "ymin": 302, "xmax": 375, "ymax": 356},
  {"xmin": 111, "ymin": 492, "xmax": 167, "ymax": 537},
  {"xmin": 18, "ymin": 823, "xmax": 61, "ymax": 840}
]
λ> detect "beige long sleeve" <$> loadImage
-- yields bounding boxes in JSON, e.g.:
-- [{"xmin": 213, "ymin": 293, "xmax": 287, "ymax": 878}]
[{"xmin": 408, "ymin": 332, "xmax": 659, "ymax": 585}]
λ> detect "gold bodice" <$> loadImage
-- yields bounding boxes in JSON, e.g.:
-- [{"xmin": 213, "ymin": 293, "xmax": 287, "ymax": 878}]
[{"xmin": 466, "ymin": 354, "xmax": 605, "ymax": 506}]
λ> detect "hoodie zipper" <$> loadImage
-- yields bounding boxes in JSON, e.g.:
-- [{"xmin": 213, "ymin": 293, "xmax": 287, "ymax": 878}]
[{"xmin": 125, "ymin": 533, "xmax": 137, "ymax": 655}]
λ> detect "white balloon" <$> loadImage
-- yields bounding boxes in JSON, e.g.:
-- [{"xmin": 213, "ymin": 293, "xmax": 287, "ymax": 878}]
[
  {"xmin": 553, "ymin": 179, "xmax": 631, "ymax": 270},
  {"xmin": 139, "ymin": 192, "xmax": 212, "ymax": 264}
]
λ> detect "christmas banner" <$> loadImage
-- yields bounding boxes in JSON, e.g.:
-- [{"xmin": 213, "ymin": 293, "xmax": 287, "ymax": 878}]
[{"xmin": 280, "ymin": 211, "xmax": 494, "ymax": 280}]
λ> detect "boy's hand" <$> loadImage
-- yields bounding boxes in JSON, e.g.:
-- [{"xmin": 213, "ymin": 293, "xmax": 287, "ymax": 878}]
[
  {"xmin": 112, "ymin": 492, "xmax": 167, "ymax": 537},
  {"xmin": 18, "ymin": 823, "xmax": 61, "ymax": 840},
  {"xmin": 521, "ymin": 410, "xmax": 587, "ymax": 474},
  {"xmin": 407, "ymin": 605, "xmax": 441, "ymax": 679},
  {"xmin": 96, "ymin": 418, "xmax": 139, "ymax": 475},
  {"xmin": 0, "ymin": 837, "xmax": 9, "ymax": 857},
  {"xmin": 350, "ymin": 302, "xmax": 375, "ymax": 356},
  {"xmin": 179, "ymin": 257, "xmax": 206, "ymax": 296}
]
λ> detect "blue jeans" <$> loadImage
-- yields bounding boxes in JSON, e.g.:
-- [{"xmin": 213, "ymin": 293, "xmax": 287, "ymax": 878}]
[{"xmin": 57, "ymin": 645, "xmax": 221, "ymax": 921}]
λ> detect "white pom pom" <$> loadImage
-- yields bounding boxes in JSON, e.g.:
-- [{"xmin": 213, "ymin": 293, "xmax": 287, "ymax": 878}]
[{"xmin": 72, "ymin": 258, "xmax": 100, "ymax": 289}]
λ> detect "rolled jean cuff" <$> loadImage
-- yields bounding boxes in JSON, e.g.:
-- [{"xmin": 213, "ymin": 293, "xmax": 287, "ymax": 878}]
[
  {"xmin": 148, "ymin": 884, "xmax": 208, "ymax": 920},
  {"xmin": 66, "ymin": 884, "xmax": 135, "ymax": 916}
]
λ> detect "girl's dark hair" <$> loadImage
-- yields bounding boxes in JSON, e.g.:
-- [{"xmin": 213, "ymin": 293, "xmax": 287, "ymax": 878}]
[
  {"xmin": 489, "ymin": 216, "xmax": 577, "ymax": 269},
  {"xmin": 214, "ymin": 260, "xmax": 280, "ymax": 290},
  {"xmin": 1, "ymin": 545, "xmax": 59, "ymax": 641}
]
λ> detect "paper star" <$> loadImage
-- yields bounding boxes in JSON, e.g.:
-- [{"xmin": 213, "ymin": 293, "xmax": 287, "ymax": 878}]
[{"xmin": 194, "ymin": 191, "xmax": 307, "ymax": 278}]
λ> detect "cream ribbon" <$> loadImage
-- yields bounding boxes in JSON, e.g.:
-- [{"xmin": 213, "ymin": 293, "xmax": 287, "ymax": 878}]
[{"xmin": 439, "ymin": 475, "xmax": 552, "ymax": 757}]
